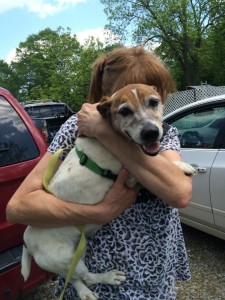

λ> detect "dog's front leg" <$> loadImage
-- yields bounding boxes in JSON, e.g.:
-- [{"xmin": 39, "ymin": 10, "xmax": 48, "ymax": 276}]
[{"xmin": 173, "ymin": 161, "xmax": 197, "ymax": 176}]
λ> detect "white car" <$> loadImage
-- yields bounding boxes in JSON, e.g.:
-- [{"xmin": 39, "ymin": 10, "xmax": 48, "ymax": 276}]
[{"xmin": 164, "ymin": 94, "xmax": 225, "ymax": 240}]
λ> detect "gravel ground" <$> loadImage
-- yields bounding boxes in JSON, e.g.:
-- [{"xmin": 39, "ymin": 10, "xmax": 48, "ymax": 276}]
[{"xmin": 22, "ymin": 224, "xmax": 225, "ymax": 300}]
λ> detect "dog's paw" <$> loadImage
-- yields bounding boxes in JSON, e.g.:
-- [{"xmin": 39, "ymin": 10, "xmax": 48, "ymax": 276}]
[
  {"xmin": 173, "ymin": 161, "xmax": 197, "ymax": 176},
  {"xmin": 103, "ymin": 269, "xmax": 126, "ymax": 285}
]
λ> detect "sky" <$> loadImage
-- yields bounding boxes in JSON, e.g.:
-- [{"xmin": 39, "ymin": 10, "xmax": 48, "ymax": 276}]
[{"xmin": 0, "ymin": 0, "xmax": 113, "ymax": 63}]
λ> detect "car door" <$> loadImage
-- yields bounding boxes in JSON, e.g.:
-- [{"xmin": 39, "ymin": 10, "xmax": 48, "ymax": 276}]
[
  {"xmin": 0, "ymin": 93, "xmax": 46, "ymax": 252},
  {"xmin": 210, "ymin": 120, "xmax": 225, "ymax": 232},
  {"xmin": 166, "ymin": 102, "xmax": 225, "ymax": 231}
]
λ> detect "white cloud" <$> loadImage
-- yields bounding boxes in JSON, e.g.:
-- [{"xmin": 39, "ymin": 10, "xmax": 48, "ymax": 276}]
[
  {"xmin": 0, "ymin": 0, "xmax": 86, "ymax": 18},
  {"xmin": 5, "ymin": 48, "xmax": 17, "ymax": 64},
  {"xmin": 76, "ymin": 28, "xmax": 120, "ymax": 45}
]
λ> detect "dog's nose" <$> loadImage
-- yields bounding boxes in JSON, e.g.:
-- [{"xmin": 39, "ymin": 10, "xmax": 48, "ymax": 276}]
[{"xmin": 141, "ymin": 124, "xmax": 159, "ymax": 142}]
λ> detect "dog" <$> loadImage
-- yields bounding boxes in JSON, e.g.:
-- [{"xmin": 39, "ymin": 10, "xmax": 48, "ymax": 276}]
[{"xmin": 21, "ymin": 84, "xmax": 196, "ymax": 300}]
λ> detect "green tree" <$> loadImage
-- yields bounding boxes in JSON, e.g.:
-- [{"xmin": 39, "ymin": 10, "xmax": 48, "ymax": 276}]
[
  {"xmin": 101, "ymin": 0, "xmax": 225, "ymax": 88},
  {"xmin": 211, "ymin": 23, "xmax": 225, "ymax": 85},
  {"xmin": 200, "ymin": 19, "xmax": 225, "ymax": 86},
  {"xmin": 0, "ymin": 60, "xmax": 20, "ymax": 96},
  {"xmin": 13, "ymin": 27, "xmax": 81, "ymax": 103},
  {"xmin": 7, "ymin": 27, "xmax": 120, "ymax": 111}
]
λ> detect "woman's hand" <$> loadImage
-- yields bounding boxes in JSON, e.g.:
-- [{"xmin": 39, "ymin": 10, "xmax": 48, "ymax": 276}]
[
  {"xmin": 95, "ymin": 168, "xmax": 137, "ymax": 223},
  {"xmin": 77, "ymin": 103, "xmax": 111, "ymax": 137}
]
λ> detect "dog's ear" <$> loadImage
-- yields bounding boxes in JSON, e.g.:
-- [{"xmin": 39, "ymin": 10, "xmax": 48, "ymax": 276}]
[{"xmin": 97, "ymin": 96, "xmax": 112, "ymax": 118}]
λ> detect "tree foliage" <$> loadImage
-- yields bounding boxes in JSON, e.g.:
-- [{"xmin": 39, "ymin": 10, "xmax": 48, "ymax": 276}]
[
  {"xmin": 0, "ymin": 60, "xmax": 20, "ymax": 96},
  {"xmin": 199, "ymin": 19, "xmax": 225, "ymax": 86},
  {"xmin": 101, "ymin": 0, "xmax": 225, "ymax": 88},
  {"xmin": 3, "ymin": 27, "xmax": 117, "ymax": 111},
  {"xmin": 12, "ymin": 27, "xmax": 82, "ymax": 109},
  {"xmin": 1, "ymin": 6, "xmax": 224, "ymax": 103}
]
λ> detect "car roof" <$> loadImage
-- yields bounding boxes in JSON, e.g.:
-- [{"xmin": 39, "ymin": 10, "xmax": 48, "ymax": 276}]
[{"xmin": 164, "ymin": 94, "xmax": 225, "ymax": 120}]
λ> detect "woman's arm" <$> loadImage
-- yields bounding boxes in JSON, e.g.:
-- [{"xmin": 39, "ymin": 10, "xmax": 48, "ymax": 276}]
[
  {"xmin": 6, "ymin": 152, "xmax": 137, "ymax": 227},
  {"xmin": 77, "ymin": 103, "xmax": 192, "ymax": 208}
]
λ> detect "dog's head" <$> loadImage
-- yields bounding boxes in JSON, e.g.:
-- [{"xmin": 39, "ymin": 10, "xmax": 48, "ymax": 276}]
[{"xmin": 97, "ymin": 84, "xmax": 164, "ymax": 156}]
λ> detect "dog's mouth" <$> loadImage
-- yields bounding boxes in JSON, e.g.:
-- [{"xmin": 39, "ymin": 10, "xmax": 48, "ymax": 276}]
[
  {"xmin": 125, "ymin": 130, "xmax": 160, "ymax": 156},
  {"xmin": 141, "ymin": 141, "xmax": 160, "ymax": 156}
]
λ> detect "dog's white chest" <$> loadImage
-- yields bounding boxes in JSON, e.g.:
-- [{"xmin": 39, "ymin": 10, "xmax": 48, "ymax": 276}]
[{"xmin": 48, "ymin": 137, "xmax": 122, "ymax": 205}]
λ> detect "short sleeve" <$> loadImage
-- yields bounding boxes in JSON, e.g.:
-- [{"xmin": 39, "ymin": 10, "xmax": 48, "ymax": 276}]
[
  {"xmin": 48, "ymin": 114, "xmax": 78, "ymax": 153},
  {"xmin": 159, "ymin": 123, "xmax": 181, "ymax": 153}
]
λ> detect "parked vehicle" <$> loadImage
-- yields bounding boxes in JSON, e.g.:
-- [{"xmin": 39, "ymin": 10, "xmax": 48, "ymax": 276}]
[
  {"xmin": 22, "ymin": 101, "xmax": 74, "ymax": 143},
  {"xmin": 0, "ymin": 87, "xmax": 52, "ymax": 299},
  {"xmin": 164, "ymin": 94, "xmax": 225, "ymax": 240}
]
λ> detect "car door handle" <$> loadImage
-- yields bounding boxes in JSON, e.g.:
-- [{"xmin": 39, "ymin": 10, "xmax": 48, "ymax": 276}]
[{"xmin": 196, "ymin": 167, "xmax": 207, "ymax": 173}]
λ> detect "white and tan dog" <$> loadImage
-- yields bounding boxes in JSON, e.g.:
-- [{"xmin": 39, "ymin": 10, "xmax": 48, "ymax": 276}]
[{"xmin": 21, "ymin": 84, "xmax": 196, "ymax": 300}]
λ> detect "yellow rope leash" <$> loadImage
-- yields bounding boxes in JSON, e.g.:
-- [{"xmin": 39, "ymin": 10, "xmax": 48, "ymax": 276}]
[
  {"xmin": 43, "ymin": 148, "xmax": 64, "ymax": 192},
  {"xmin": 58, "ymin": 225, "xmax": 86, "ymax": 300},
  {"xmin": 43, "ymin": 148, "xmax": 86, "ymax": 300}
]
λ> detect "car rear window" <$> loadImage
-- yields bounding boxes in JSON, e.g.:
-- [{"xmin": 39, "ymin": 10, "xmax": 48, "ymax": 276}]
[
  {"xmin": 24, "ymin": 104, "xmax": 72, "ymax": 118},
  {"xmin": 0, "ymin": 96, "xmax": 40, "ymax": 167}
]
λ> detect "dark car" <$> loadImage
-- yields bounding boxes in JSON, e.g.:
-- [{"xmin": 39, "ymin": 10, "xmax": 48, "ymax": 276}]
[
  {"xmin": 0, "ymin": 88, "xmax": 52, "ymax": 299},
  {"xmin": 22, "ymin": 101, "xmax": 74, "ymax": 143},
  {"xmin": 23, "ymin": 100, "xmax": 74, "ymax": 119}
]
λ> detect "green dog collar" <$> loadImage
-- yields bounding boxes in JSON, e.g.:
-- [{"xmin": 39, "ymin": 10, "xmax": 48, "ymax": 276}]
[{"xmin": 75, "ymin": 147, "xmax": 118, "ymax": 181}]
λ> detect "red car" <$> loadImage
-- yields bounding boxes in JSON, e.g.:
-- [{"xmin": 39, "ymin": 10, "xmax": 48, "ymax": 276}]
[{"xmin": 0, "ymin": 87, "xmax": 52, "ymax": 299}]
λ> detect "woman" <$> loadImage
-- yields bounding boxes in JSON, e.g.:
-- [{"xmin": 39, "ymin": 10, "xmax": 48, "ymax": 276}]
[{"xmin": 6, "ymin": 47, "xmax": 192, "ymax": 299}]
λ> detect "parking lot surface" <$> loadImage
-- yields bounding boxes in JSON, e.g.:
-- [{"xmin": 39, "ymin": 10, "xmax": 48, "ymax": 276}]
[{"xmin": 176, "ymin": 225, "xmax": 225, "ymax": 300}]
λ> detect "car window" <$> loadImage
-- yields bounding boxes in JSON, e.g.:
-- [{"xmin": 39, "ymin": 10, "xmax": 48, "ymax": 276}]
[
  {"xmin": 25, "ymin": 106, "xmax": 52, "ymax": 118},
  {"xmin": 0, "ymin": 96, "xmax": 40, "ymax": 167},
  {"xmin": 170, "ymin": 106, "xmax": 225, "ymax": 149},
  {"xmin": 25, "ymin": 104, "xmax": 72, "ymax": 118},
  {"xmin": 51, "ymin": 105, "xmax": 68, "ymax": 116}
]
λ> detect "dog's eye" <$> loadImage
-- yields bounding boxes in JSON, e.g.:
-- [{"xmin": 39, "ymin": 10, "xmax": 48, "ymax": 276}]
[
  {"xmin": 149, "ymin": 98, "xmax": 159, "ymax": 107},
  {"xmin": 118, "ymin": 107, "xmax": 134, "ymax": 116}
]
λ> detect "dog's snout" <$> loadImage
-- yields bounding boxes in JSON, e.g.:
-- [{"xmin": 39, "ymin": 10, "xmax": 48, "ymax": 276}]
[{"xmin": 141, "ymin": 124, "xmax": 159, "ymax": 142}]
